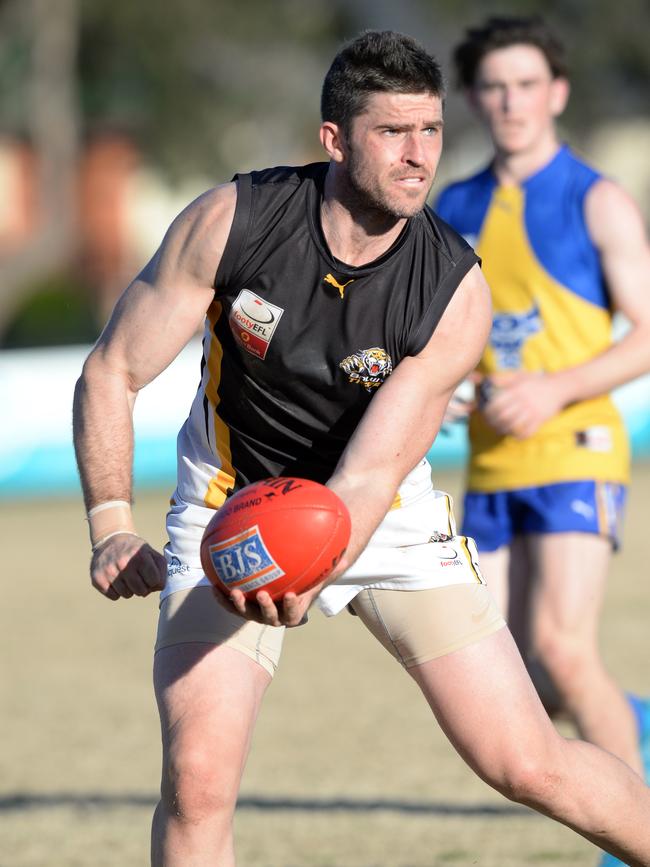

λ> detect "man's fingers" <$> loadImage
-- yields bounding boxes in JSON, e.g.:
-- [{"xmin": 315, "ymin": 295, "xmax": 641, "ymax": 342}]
[
  {"xmin": 281, "ymin": 593, "xmax": 306, "ymax": 627},
  {"xmin": 91, "ymin": 538, "xmax": 166, "ymax": 600},
  {"xmin": 254, "ymin": 591, "xmax": 283, "ymax": 627},
  {"xmin": 137, "ymin": 547, "xmax": 167, "ymax": 590}
]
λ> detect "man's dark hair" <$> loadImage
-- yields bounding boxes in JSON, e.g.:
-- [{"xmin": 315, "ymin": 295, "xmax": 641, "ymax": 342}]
[
  {"xmin": 321, "ymin": 30, "xmax": 444, "ymax": 135},
  {"xmin": 453, "ymin": 16, "xmax": 568, "ymax": 88}
]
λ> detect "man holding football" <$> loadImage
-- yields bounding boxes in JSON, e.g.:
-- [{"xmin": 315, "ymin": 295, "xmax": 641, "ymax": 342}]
[{"xmin": 73, "ymin": 30, "xmax": 650, "ymax": 867}]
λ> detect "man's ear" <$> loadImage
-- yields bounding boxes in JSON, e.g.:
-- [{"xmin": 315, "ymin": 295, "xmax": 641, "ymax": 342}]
[
  {"xmin": 320, "ymin": 121, "xmax": 348, "ymax": 163},
  {"xmin": 550, "ymin": 76, "xmax": 570, "ymax": 118}
]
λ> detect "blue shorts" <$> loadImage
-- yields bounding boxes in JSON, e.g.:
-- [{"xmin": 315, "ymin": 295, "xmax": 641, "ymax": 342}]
[{"xmin": 462, "ymin": 481, "xmax": 627, "ymax": 553}]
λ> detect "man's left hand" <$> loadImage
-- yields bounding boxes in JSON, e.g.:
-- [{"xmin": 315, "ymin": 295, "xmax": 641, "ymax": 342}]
[{"xmin": 481, "ymin": 371, "xmax": 567, "ymax": 439}]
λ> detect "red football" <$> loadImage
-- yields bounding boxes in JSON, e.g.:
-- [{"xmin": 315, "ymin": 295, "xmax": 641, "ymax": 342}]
[{"xmin": 200, "ymin": 477, "xmax": 351, "ymax": 601}]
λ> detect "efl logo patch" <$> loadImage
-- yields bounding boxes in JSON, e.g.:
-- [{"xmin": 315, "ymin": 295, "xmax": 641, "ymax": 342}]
[
  {"xmin": 207, "ymin": 525, "xmax": 284, "ymax": 595},
  {"xmin": 229, "ymin": 289, "xmax": 284, "ymax": 360}
]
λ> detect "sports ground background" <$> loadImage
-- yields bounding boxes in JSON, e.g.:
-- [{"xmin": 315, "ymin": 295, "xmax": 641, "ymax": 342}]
[
  {"xmin": 2, "ymin": 346, "xmax": 650, "ymax": 865},
  {"xmin": 2, "ymin": 1, "xmax": 649, "ymax": 863}
]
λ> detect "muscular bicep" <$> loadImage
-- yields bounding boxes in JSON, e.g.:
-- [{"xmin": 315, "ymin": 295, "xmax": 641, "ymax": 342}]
[
  {"xmin": 89, "ymin": 183, "xmax": 237, "ymax": 391},
  {"xmin": 340, "ymin": 263, "xmax": 491, "ymax": 484}
]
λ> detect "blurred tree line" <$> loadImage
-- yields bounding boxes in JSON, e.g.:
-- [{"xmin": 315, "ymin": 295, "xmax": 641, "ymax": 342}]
[{"xmin": 0, "ymin": 0, "xmax": 648, "ymax": 347}]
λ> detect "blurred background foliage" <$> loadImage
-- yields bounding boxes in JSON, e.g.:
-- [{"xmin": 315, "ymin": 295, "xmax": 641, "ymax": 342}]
[{"xmin": 0, "ymin": 0, "xmax": 649, "ymax": 347}]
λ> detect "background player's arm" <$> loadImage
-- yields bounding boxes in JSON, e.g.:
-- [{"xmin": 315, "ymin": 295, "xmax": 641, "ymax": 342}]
[
  {"xmin": 483, "ymin": 179, "xmax": 650, "ymax": 438},
  {"xmin": 73, "ymin": 183, "xmax": 236, "ymax": 599},
  {"xmin": 233, "ymin": 263, "xmax": 492, "ymax": 626}
]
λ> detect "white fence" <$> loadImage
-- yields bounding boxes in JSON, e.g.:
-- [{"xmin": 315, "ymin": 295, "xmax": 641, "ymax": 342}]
[{"xmin": 2, "ymin": 342, "xmax": 650, "ymax": 499}]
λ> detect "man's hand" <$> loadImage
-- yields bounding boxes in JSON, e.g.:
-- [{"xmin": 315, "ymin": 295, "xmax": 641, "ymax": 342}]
[
  {"xmin": 217, "ymin": 581, "xmax": 327, "ymax": 628},
  {"xmin": 481, "ymin": 371, "xmax": 568, "ymax": 439},
  {"xmin": 441, "ymin": 377, "xmax": 478, "ymax": 428},
  {"xmin": 91, "ymin": 533, "xmax": 167, "ymax": 601}
]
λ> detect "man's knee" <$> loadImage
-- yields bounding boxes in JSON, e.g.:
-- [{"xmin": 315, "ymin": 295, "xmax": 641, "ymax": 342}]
[
  {"xmin": 482, "ymin": 748, "xmax": 565, "ymax": 809},
  {"xmin": 533, "ymin": 624, "xmax": 597, "ymax": 692},
  {"xmin": 161, "ymin": 744, "xmax": 238, "ymax": 824}
]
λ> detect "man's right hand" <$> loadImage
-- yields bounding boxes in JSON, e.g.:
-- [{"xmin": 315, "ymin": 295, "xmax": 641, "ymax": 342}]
[{"xmin": 90, "ymin": 533, "xmax": 167, "ymax": 601}]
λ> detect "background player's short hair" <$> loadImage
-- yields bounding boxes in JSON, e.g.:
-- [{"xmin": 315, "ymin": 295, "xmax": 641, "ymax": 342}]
[
  {"xmin": 321, "ymin": 30, "xmax": 445, "ymax": 136},
  {"xmin": 453, "ymin": 15, "xmax": 569, "ymax": 89}
]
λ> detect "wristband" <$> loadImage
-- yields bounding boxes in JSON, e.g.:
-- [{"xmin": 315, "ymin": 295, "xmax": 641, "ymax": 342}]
[
  {"xmin": 91, "ymin": 529, "xmax": 141, "ymax": 552},
  {"xmin": 87, "ymin": 500, "xmax": 135, "ymax": 548},
  {"xmin": 87, "ymin": 500, "xmax": 131, "ymax": 518}
]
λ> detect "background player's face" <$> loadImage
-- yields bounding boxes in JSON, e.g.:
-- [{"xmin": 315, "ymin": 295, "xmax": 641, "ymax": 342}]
[
  {"xmin": 344, "ymin": 91, "xmax": 444, "ymax": 218},
  {"xmin": 470, "ymin": 44, "xmax": 569, "ymax": 158}
]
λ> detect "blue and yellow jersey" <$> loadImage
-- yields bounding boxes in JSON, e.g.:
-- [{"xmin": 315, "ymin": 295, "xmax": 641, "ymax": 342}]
[{"xmin": 436, "ymin": 145, "xmax": 629, "ymax": 491}]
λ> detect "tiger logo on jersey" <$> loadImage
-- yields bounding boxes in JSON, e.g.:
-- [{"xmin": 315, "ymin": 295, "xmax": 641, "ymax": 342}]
[{"xmin": 339, "ymin": 347, "xmax": 393, "ymax": 391}]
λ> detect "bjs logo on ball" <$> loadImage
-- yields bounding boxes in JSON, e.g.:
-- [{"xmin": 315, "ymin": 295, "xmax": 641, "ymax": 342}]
[{"xmin": 207, "ymin": 525, "xmax": 284, "ymax": 594}]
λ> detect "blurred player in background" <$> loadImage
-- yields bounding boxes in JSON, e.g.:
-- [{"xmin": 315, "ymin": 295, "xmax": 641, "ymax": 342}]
[
  {"xmin": 435, "ymin": 17, "xmax": 650, "ymax": 863},
  {"xmin": 74, "ymin": 29, "xmax": 650, "ymax": 867}
]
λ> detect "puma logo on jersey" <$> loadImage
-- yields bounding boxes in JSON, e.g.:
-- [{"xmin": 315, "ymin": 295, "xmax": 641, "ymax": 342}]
[
  {"xmin": 340, "ymin": 347, "xmax": 393, "ymax": 391},
  {"xmin": 324, "ymin": 273, "xmax": 355, "ymax": 299}
]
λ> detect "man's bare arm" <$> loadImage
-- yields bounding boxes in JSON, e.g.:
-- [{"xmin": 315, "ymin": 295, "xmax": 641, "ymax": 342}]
[{"xmin": 72, "ymin": 183, "xmax": 237, "ymax": 599}]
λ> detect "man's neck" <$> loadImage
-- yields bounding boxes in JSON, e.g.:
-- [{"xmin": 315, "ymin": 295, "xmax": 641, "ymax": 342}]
[
  {"xmin": 492, "ymin": 134, "xmax": 561, "ymax": 186},
  {"xmin": 320, "ymin": 167, "xmax": 408, "ymax": 267}
]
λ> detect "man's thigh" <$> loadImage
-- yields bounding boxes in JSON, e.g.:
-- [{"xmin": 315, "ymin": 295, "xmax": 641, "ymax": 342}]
[
  {"xmin": 529, "ymin": 532, "xmax": 612, "ymax": 642},
  {"xmin": 156, "ymin": 586, "xmax": 285, "ymax": 677},
  {"xmin": 349, "ymin": 583, "xmax": 505, "ymax": 668},
  {"xmin": 407, "ymin": 625, "xmax": 561, "ymax": 779}
]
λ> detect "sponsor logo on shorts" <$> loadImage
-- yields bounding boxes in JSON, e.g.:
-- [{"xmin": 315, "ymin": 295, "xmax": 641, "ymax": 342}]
[
  {"xmin": 229, "ymin": 289, "xmax": 284, "ymax": 360},
  {"xmin": 168, "ymin": 555, "xmax": 191, "ymax": 576},
  {"xmin": 207, "ymin": 525, "xmax": 284, "ymax": 593},
  {"xmin": 339, "ymin": 347, "xmax": 393, "ymax": 391},
  {"xmin": 435, "ymin": 545, "xmax": 458, "ymax": 560},
  {"xmin": 429, "ymin": 531, "xmax": 452, "ymax": 543},
  {"xmin": 571, "ymin": 499, "xmax": 595, "ymax": 521}
]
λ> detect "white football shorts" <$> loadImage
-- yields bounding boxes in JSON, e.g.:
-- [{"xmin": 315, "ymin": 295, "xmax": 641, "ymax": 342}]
[{"xmin": 161, "ymin": 458, "xmax": 485, "ymax": 616}]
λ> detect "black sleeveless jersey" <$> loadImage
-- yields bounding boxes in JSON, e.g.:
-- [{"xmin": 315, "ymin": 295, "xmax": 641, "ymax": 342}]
[{"xmin": 178, "ymin": 162, "xmax": 479, "ymax": 508}]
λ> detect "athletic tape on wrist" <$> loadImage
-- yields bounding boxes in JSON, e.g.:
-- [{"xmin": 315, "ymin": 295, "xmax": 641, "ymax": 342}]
[
  {"xmin": 86, "ymin": 500, "xmax": 131, "ymax": 518},
  {"xmin": 91, "ymin": 530, "xmax": 141, "ymax": 552},
  {"xmin": 87, "ymin": 500, "xmax": 135, "ymax": 547}
]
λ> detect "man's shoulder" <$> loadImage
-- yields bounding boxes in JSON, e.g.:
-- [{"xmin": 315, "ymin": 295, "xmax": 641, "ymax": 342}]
[
  {"xmin": 433, "ymin": 166, "xmax": 495, "ymax": 237},
  {"xmin": 235, "ymin": 162, "xmax": 328, "ymax": 189},
  {"xmin": 435, "ymin": 166, "xmax": 494, "ymax": 208},
  {"xmin": 420, "ymin": 205, "xmax": 477, "ymax": 265},
  {"xmin": 548, "ymin": 146, "xmax": 602, "ymax": 191}
]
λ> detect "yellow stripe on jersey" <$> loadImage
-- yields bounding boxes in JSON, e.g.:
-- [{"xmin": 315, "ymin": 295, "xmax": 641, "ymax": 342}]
[
  {"xmin": 389, "ymin": 491, "xmax": 402, "ymax": 511},
  {"xmin": 204, "ymin": 301, "xmax": 236, "ymax": 509}
]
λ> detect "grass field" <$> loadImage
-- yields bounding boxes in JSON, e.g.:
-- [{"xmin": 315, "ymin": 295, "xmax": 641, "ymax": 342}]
[{"xmin": 2, "ymin": 465, "xmax": 649, "ymax": 866}]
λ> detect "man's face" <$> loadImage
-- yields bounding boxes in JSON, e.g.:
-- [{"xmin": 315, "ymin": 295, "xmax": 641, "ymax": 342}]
[
  {"xmin": 471, "ymin": 44, "xmax": 568, "ymax": 156},
  {"xmin": 343, "ymin": 91, "xmax": 444, "ymax": 219}
]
